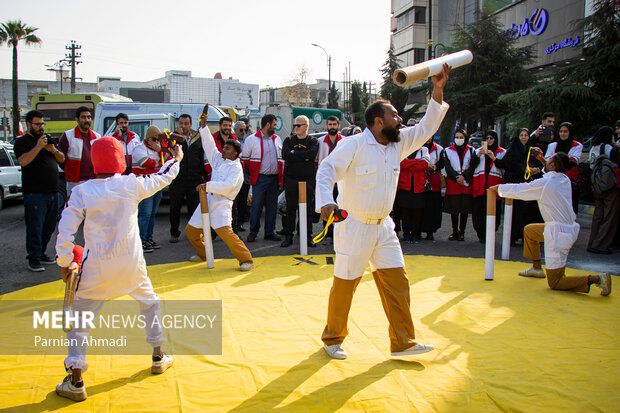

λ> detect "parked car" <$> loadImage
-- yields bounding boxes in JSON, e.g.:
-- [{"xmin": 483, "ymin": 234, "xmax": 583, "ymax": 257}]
[{"xmin": 0, "ymin": 142, "xmax": 22, "ymax": 208}]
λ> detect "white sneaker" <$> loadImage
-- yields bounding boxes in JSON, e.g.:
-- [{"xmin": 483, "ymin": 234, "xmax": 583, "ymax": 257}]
[
  {"xmin": 518, "ymin": 266, "xmax": 546, "ymax": 278},
  {"xmin": 152, "ymin": 353, "xmax": 174, "ymax": 374},
  {"xmin": 391, "ymin": 343, "xmax": 435, "ymax": 357},
  {"xmin": 56, "ymin": 374, "xmax": 87, "ymax": 402},
  {"xmin": 597, "ymin": 272, "xmax": 612, "ymax": 296},
  {"xmin": 323, "ymin": 344, "xmax": 347, "ymax": 360},
  {"xmin": 189, "ymin": 255, "xmax": 204, "ymax": 262},
  {"xmin": 239, "ymin": 262, "xmax": 254, "ymax": 271}
]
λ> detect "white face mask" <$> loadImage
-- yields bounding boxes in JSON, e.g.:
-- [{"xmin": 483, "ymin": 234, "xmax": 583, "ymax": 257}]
[{"xmin": 455, "ymin": 138, "xmax": 465, "ymax": 146}]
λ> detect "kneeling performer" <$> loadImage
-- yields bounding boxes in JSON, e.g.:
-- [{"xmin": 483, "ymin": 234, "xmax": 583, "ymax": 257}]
[
  {"xmin": 491, "ymin": 152, "xmax": 611, "ymax": 296},
  {"xmin": 185, "ymin": 117, "xmax": 254, "ymax": 271}
]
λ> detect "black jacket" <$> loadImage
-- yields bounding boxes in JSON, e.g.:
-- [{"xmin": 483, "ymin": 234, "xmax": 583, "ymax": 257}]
[{"xmin": 282, "ymin": 135, "xmax": 319, "ymax": 180}]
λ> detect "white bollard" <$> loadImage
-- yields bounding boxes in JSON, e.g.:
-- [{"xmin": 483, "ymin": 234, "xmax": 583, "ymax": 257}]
[
  {"xmin": 501, "ymin": 198, "xmax": 513, "ymax": 260},
  {"xmin": 198, "ymin": 187, "xmax": 215, "ymax": 269},
  {"xmin": 299, "ymin": 182, "xmax": 308, "ymax": 256},
  {"xmin": 485, "ymin": 188, "xmax": 497, "ymax": 280}
]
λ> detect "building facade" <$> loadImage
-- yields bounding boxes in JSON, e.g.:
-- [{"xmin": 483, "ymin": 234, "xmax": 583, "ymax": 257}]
[{"xmin": 98, "ymin": 70, "xmax": 259, "ymax": 110}]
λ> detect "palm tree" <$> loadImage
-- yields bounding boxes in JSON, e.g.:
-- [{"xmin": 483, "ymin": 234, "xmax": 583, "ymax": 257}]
[{"xmin": 0, "ymin": 20, "xmax": 41, "ymax": 137}]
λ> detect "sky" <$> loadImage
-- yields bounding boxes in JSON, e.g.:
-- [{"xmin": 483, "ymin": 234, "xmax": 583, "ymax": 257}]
[{"xmin": 0, "ymin": 0, "xmax": 391, "ymax": 91}]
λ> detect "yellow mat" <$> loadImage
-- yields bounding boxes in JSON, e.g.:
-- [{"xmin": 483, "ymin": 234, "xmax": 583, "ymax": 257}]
[{"xmin": 0, "ymin": 255, "xmax": 618, "ymax": 412}]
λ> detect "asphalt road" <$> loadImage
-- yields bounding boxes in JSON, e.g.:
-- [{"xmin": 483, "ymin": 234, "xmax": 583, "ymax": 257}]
[{"xmin": 1, "ymin": 197, "xmax": 618, "ymax": 295}]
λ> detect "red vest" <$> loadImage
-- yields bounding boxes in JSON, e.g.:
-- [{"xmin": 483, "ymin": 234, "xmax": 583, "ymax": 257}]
[
  {"xmin": 63, "ymin": 127, "xmax": 100, "ymax": 182},
  {"xmin": 427, "ymin": 143, "xmax": 443, "ymax": 192},
  {"xmin": 398, "ymin": 151, "xmax": 429, "ymax": 193},
  {"xmin": 246, "ymin": 131, "xmax": 283, "ymax": 185},
  {"xmin": 444, "ymin": 144, "xmax": 474, "ymax": 196},
  {"xmin": 472, "ymin": 146, "xmax": 506, "ymax": 197}
]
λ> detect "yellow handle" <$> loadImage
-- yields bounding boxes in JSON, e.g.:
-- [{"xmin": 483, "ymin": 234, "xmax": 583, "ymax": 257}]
[
  {"xmin": 313, "ymin": 211, "xmax": 335, "ymax": 244},
  {"xmin": 524, "ymin": 147, "xmax": 532, "ymax": 181}
]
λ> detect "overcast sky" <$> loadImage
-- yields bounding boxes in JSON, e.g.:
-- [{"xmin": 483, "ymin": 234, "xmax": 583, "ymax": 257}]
[{"xmin": 1, "ymin": 0, "xmax": 391, "ymax": 91}]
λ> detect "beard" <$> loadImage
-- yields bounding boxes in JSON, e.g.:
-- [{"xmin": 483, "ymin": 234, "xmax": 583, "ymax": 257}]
[
  {"xmin": 29, "ymin": 128, "xmax": 43, "ymax": 138},
  {"xmin": 328, "ymin": 128, "xmax": 338, "ymax": 136},
  {"xmin": 383, "ymin": 125, "xmax": 401, "ymax": 143}
]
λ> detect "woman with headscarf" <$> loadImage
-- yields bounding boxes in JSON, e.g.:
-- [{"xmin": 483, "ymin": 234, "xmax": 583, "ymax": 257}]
[
  {"xmin": 397, "ymin": 146, "xmax": 430, "ymax": 243},
  {"xmin": 494, "ymin": 128, "xmax": 543, "ymax": 244},
  {"xmin": 442, "ymin": 129, "xmax": 478, "ymax": 241},
  {"xmin": 587, "ymin": 126, "xmax": 620, "ymax": 254},
  {"xmin": 471, "ymin": 130, "xmax": 506, "ymax": 242},
  {"xmin": 539, "ymin": 122, "xmax": 583, "ymax": 214},
  {"xmin": 421, "ymin": 137, "xmax": 444, "ymax": 240}
]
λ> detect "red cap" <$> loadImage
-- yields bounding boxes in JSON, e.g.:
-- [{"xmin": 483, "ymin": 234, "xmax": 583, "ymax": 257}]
[{"xmin": 91, "ymin": 136, "xmax": 126, "ymax": 175}]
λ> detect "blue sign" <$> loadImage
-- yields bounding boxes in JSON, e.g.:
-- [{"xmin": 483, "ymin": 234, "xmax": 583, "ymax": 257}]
[
  {"xmin": 504, "ymin": 8, "xmax": 549, "ymax": 39},
  {"xmin": 545, "ymin": 36, "xmax": 580, "ymax": 54}
]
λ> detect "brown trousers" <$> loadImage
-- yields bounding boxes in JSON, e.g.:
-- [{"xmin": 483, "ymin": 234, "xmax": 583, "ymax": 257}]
[
  {"xmin": 523, "ymin": 223, "xmax": 589, "ymax": 293},
  {"xmin": 321, "ymin": 267, "xmax": 417, "ymax": 353},
  {"xmin": 185, "ymin": 224, "xmax": 253, "ymax": 264}
]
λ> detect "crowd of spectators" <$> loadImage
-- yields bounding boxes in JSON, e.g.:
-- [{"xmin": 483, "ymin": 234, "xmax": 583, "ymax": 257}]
[{"xmin": 13, "ymin": 108, "xmax": 620, "ymax": 272}]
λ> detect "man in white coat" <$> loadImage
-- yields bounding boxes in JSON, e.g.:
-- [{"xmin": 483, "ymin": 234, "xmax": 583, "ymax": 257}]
[
  {"xmin": 184, "ymin": 118, "xmax": 254, "ymax": 271},
  {"xmin": 490, "ymin": 152, "xmax": 611, "ymax": 296},
  {"xmin": 55, "ymin": 136, "xmax": 182, "ymax": 401},
  {"xmin": 316, "ymin": 64, "xmax": 451, "ymax": 360}
]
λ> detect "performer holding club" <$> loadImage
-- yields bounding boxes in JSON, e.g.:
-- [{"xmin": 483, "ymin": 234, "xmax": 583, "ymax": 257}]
[
  {"xmin": 316, "ymin": 63, "xmax": 451, "ymax": 360},
  {"xmin": 184, "ymin": 115, "xmax": 254, "ymax": 271},
  {"xmin": 489, "ymin": 152, "xmax": 612, "ymax": 296},
  {"xmin": 55, "ymin": 137, "xmax": 182, "ymax": 401}
]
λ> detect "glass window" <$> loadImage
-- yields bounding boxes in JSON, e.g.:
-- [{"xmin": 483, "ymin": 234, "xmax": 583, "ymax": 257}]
[
  {"xmin": 7, "ymin": 149, "xmax": 17, "ymax": 166},
  {"xmin": 127, "ymin": 121, "xmax": 151, "ymax": 139},
  {"xmin": 0, "ymin": 149, "xmax": 11, "ymax": 167},
  {"xmin": 396, "ymin": 9, "xmax": 413, "ymax": 31},
  {"xmin": 35, "ymin": 102, "xmax": 95, "ymax": 122},
  {"xmin": 414, "ymin": 7, "xmax": 426, "ymax": 24},
  {"xmin": 414, "ymin": 48, "xmax": 426, "ymax": 64}
]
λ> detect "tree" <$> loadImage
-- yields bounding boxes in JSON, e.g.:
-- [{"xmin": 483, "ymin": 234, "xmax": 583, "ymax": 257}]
[
  {"xmin": 0, "ymin": 20, "xmax": 41, "ymax": 137},
  {"xmin": 281, "ymin": 66, "xmax": 311, "ymax": 106},
  {"xmin": 499, "ymin": 0, "xmax": 620, "ymax": 138},
  {"xmin": 380, "ymin": 45, "xmax": 409, "ymax": 115},
  {"xmin": 327, "ymin": 81, "xmax": 339, "ymax": 109},
  {"xmin": 438, "ymin": 10, "xmax": 535, "ymax": 144},
  {"xmin": 362, "ymin": 82, "xmax": 370, "ymax": 108}
]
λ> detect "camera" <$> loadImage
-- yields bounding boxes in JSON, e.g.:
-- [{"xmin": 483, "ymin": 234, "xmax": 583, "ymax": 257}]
[
  {"xmin": 45, "ymin": 134, "xmax": 59, "ymax": 145},
  {"xmin": 539, "ymin": 127, "xmax": 555, "ymax": 143}
]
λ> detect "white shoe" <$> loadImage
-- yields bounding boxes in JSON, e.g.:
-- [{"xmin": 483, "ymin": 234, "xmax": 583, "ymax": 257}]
[
  {"xmin": 597, "ymin": 272, "xmax": 612, "ymax": 296},
  {"xmin": 152, "ymin": 353, "xmax": 174, "ymax": 374},
  {"xmin": 239, "ymin": 262, "xmax": 254, "ymax": 271},
  {"xmin": 189, "ymin": 255, "xmax": 204, "ymax": 262},
  {"xmin": 56, "ymin": 374, "xmax": 87, "ymax": 401},
  {"xmin": 518, "ymin": 266, "xmax": 546, "ymax": 278},
  {"xmin": 323, "ymin": 344, "xmax": 347, "ymax": 359},
  {"xmin": 391, "ymin": 343, "xmax": 435, "ymax": 357}
]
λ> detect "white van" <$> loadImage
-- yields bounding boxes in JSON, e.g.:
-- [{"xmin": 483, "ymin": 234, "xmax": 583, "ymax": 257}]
[
  {"xmin": 93, "ymin": 102, "xmax": 226, "ymax": 137},
  {"xmin": 0, "ymin": 142, "xmax": 22, "ymax": 208}
]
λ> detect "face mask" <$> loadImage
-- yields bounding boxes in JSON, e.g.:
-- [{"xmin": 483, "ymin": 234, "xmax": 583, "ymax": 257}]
[{"xmin": 455, "ymin": 138, "xmax": 465, "ymax": 146}]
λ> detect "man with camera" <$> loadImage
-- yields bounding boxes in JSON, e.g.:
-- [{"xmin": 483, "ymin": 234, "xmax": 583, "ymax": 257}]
[
  {"xmin": 531, "ymin": 112, "xmax": 556, "ymax": 154},
  {"xmin": 14, "ymin": 110, "xmax": 65, "ymax": 272}
]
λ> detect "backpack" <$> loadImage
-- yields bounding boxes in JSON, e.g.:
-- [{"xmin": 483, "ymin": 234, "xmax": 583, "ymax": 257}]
[{"xmin": 590, "ymin": 153, "xmax": 617, "ymax": 195}]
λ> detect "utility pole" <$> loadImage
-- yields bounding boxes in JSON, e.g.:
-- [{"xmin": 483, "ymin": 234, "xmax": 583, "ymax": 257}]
[
  {"xmin": 65, "ymin": 40, "xmax": 82, "ymax": 93},
  {"xmin": 45, "ymin": 60, "xmax": 68, "ymax": 94}
]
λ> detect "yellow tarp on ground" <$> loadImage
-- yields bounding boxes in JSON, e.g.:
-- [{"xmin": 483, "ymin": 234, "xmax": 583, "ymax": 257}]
[{"xmin": 0, "ymin": 255, "xmax": 618, "ymax": 412}]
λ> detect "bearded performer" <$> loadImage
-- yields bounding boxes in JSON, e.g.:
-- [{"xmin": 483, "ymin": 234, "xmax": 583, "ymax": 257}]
[
  {"xmin": 54, "ymin": 136, "xmax": 182, "ymax": 401},
  {"xmin": 316, "ymin": 63, "xmax": 450, "ymax": 360}
]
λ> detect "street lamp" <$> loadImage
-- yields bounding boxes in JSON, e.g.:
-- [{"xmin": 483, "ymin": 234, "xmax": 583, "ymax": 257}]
[{"xmin": 311, "ymin": 43, "xmax": 331, "ymax": 90}]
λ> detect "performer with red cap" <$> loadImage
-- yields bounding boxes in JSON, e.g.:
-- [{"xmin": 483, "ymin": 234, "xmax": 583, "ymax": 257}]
[{"xmin": 54, "ymin": 136, "xmax": 183, "ymax": 402}]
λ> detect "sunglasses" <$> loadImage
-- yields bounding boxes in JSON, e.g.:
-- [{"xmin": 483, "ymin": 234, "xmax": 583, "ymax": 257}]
[
  {"xmin": 239, "ymin": 128, "xmax": 247, "ymax": 132},
  {"xmin": 293, "ymin": 124, "xmax": 307, "ymax": 128}
]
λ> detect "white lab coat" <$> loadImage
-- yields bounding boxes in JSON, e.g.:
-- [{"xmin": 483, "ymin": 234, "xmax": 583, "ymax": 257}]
[
  {"xmin": 498, "ymin": 171, "xmax": 579, "ymax": 269},
  {"xmin": 315, "ymin": 98, "xmax": 449, "ymax": 279},
  {"xmin": 188, "ymin": 126, "xmax": 244, "ymax": 230},
  {"xmin": 56, "ymin": 160, "xmax": 180, "ymax": 299}
]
